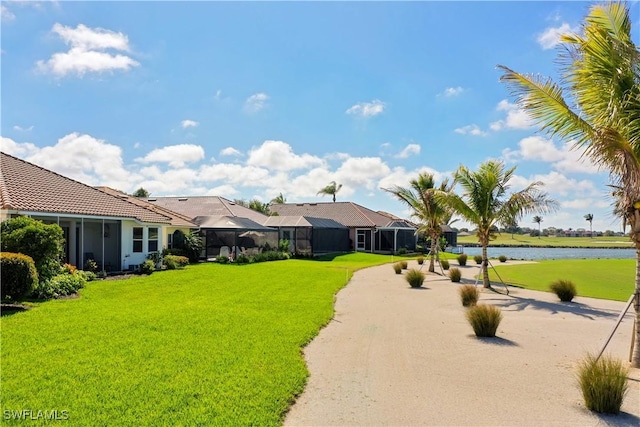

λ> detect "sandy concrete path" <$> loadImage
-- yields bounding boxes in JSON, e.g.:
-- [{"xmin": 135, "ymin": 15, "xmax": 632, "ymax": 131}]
[{"xmin": 285, "ymin": 260, "xmax": 640, "ymax": 426}]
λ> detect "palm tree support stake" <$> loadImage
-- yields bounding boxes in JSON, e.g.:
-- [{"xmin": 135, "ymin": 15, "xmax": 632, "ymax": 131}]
[
  {"xmin": 595, "ymin": 293, "xmax": 636, "ymax": 363},
  {"xmin": 473, "ymin": 259, "xmax": 510, "ymax": 295}
]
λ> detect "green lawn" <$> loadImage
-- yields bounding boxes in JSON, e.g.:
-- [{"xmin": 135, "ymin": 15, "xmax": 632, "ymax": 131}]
[
  {"xmin": 457, "ymin": 234, "xmax": 633, "ymax": 248},
  {"xmin": 0, "ymin": 253, "xmax": 392, "ymax": 426},
  {"xmin": 489, "ymin": 259, "xmax": 635, "ymax": 301}
]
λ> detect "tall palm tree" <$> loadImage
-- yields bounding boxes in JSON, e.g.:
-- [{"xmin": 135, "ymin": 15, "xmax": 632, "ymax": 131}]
[
  {"xmin": 532, "ymin": 215, "xmax": 543, "ymax": 238},
  {"xmin": 383, "ymin": 173, "xmax": 455, "ymax": 272},
  {"xmin": 584, "ymin": 213, "xmax": 594, "ymax": 237},
  {"xmin": 317, "ymin": 181, "xmax": 342, "ymax": 202},
  {"xmin": 438, "ymin": 160, "xmax": 557, "ymax": 288},
  {"xmin": 498, "ymin": 2, "xmax": 640, "ymax": 366},
  {"xmin": 270, "ymin": 192, "xmax": 287, "ymax": 204}
]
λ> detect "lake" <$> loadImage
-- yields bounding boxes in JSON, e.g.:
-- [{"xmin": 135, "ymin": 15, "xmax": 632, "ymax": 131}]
[{"xmin": 459, "ymin": 246, "xmax": 636, "ymax": 260}]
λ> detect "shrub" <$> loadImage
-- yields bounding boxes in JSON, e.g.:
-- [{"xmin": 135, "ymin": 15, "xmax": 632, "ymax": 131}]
[
  {"xmin": 459, "ymin": 285, "xmax": 479, "ymax": 307},
  {"xmin": 393, "ymin": 262, "xmax": 402, "ymax": 274},
  {"xmin": 162, "ymin": 248, "xmax": 186, "ymax": 257},
  {"xmin": 140, "ymin": 259, "xmax": 155, "ymax": 275},
  {"xmin": 498, "ymin": 255, "xmax": 507, "ymax": 263},
  {"xmin": 32, "ymin": 272, "xmax": 86, "ymax": 300},
  {"xmin": 84, "ymin": 258, "xmax": 98, "ymax": 273},
  {"xmin": 440, "ymin": 259, "xmax": 450, "ymax": 270},
  {"xmin": 278, "ymin": 239, "xmax": 290, "ymax": 253},
  {"xmin": 163, "ymin": 255, "xmax": 189, "ymax": 270},
  {"xmin": 0, "ymin": 252, "xmax": 38, "ymax": 300},
  {"xmin": 78, "ymin": 270, "xmax": 97, "ymax": 282},
  {"xmin": 400, "ymin": 260, "xmax": 408, "ymax": 270},
  {"xmin": 474, "ymin": 255, "xmax": 483, "ymax": 265},
  {"xmin": 147, "ymin": 251, "xmax": 162, "ymax": 265},
  {"xmin": 466, "ymin": 304, "xmax": 503, "ymax": 337},
  {"xmin": 417, "ymin": 256, "xmax": 424, "ymax": 265},
  {"xmin": 253, "ymin": 253, "xmax": 267, "ymax": 263},
  {"xmin": 449, "ymin": 267, "xmax": 462, "ymax": 282},
  {"xmin": 63, "ymin": 263, "xmax": 77, "ymax": 275},
  {"xmin": 397, "ymin": 247, "xmax": 407, "ymax": 255},
  {"xmin": 457, "ymin": 253, "xmax": 468, "ymax": 266},
  {"xmin": 234, "ymin": 253, "xmax": 252, "ymax": 264},
  {"xmin": 550, "ymin": 279, "xmax": 577, "ymax": 302},
  {"xmin": 405, "ymin": 269, "xmax": 425, "ymax": 288},
  {"xmin": 183, "ymin": 231, "xmax": 204, "ymax": 263},
  {"xmin": 1, "ymin": 216, "xmax": 64, "ymax": 281},
  {"xmin": 217, "ymin": 256, "xmax": 230, "ymax": 264},
  {"xmin": 577, "ymin": 354, "xmax": 628, "ymax": 414}
]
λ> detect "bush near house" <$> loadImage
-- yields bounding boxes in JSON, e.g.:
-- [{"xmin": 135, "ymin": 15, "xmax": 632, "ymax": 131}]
[
  {"xmin": 1, "ymin": 216, "xmax": 64, "ymax": 281},
  {"xmin": 163, "ymin": 255, "xmax": 189, "ymax": 270},
  {"xmin": 32, "ymin": 271, "xmax": 86, "ymax": 300},
  {"xmin": 0, "ymin": 252, "xmax": 39, "ymax": 300},
  {"xmin": 139, "ymin": 260, "xmax": 155, "ymax": 275}
]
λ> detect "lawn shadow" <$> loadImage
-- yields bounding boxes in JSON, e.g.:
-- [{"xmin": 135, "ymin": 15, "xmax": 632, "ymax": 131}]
[
  {"xmin": 468, "ymin": 335, "xmax": 519, "ymax": 347},
  {"xmin": 1, "ymin": 304, "xmax": 31, "ymax": 317},
  {"xmin": 482, "ymin": 295, "xmax": 621, "ymax": 321}
]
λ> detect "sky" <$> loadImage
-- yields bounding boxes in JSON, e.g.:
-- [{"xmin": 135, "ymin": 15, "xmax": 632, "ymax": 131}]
[{"xmin": 2, "ymin": 0, "xmax": 639, "ymax": 232}]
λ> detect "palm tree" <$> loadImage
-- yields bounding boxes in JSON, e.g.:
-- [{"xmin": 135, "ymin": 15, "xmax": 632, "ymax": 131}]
[
  {"xmin": 383, "ymin": 173, "xmax": 455, "ymax": 272},
  {"xmin": 532, "ymin": 215, "xmax": 543, "ymax": 238},
  {"xmin": 438, "ymin": 160, "xmax": 557, "ymax": 288},
  {"xmin": 270, "ymin": 193, "xmax": 287, "ymax": 204},
  {"xmin": 498, "ymin": 2, "xmax": 640, "ymax": 366},
  {"xmin": 584, "ymin": 213, "xmax": 594, "ymax": 237},
  {"xmin": 317, "ymin": 181, "xmax": 342, "ymax": 202}
]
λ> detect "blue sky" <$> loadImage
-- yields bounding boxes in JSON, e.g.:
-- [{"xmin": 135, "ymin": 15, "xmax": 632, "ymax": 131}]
[{"xmin": 2, "ymin": 1, "xmax": 639, "ymax": 232}]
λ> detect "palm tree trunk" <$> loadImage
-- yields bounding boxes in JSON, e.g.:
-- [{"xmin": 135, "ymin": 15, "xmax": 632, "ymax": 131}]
[
  {"xmin": 632, "ymin": 246, "xmax": 640, "ymax": 368},
  {"xmin": 482, "ymin": 244, "xmax": 491, "ymax": 288},
  {"xmin": 429, "ymin": 238, "xmax": 436, "ymax": 273}
]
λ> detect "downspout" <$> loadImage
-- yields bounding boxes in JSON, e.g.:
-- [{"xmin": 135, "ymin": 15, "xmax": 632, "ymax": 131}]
[{"xmin": 101, "ymin": 219, "xmax": 105, "ymax": 273}]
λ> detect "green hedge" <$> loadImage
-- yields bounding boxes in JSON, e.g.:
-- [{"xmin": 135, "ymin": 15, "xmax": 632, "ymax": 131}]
[{"xmin": 1, "ymin": 252, "xmax": 39, "ymax": 300}]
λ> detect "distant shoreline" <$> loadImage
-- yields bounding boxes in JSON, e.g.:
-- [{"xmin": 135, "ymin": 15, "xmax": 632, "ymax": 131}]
[{"xmin": 459, "ymin": 243, "xmax": 634, "ymax": 249}]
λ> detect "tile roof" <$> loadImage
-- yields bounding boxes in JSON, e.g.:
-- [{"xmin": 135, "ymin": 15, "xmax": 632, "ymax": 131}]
[
  {"xmin": 194, "ymin": 215, "xmax": 277, "ymax": 231},
  {"xmin": 147, "ymin": 196, "xmax": 269, "ymax": 223},
  {"xmin": 0, "ymin": 152, "xmax": 174, "ymax": 224},
  {"xmin": 270, "ymin": 202, "xmax": 415, "ymax": 228},
  {"xmin": 262, "ymin": 215, "xmax": 348, "ymax": 229},
  {"xmin": 96, "ymin": 187, "xmax": 197, "ymax": 227}
]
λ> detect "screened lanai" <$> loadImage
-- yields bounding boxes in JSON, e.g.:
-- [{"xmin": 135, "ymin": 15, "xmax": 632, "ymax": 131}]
[{"xmin": 194, "ymin": 215, "xmax": 279, "ymax": 259}]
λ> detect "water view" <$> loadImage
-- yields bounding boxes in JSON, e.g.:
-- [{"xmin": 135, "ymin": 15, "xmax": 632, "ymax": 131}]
[{"xmin": 460, "ymin": 246, "xmax": 636, "ymax": 260}]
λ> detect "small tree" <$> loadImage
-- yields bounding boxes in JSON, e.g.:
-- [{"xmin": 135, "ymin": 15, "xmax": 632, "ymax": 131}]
[
  {"xmin": 532, "ymin": 216, "xmax": 543, "ymax": 239},
  {"xmin": 132, "ymin": 187, "xmax": 150, "ymax": 198},
  {"xmin": 1, "ymin": 216, "xmax": 64, "ymax": 281},
  {"xmin": 584, "ymin": 213, "xmax": 594, "ymax": 237},
  {"xmin": 183, "ymin": 231, "xmax": 204, "ymax": 263}
]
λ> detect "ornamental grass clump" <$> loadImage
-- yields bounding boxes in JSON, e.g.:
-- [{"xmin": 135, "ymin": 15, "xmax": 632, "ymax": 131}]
[
  {"xmin": 393, "ymin": 262, "xmax": 402, "ymax": 274},
  {"xmin": 417, "ymin": 256, "xmax": 424, "ymax": 265},
  {"xmin": 466, "ymin": 304, "xmax": 502, "ymax": 337},
  {"xmin": 449, "ymin": 267, "xmax": 461, "ymax": 282},
  {"xmin": 457, "ymin": 253, "xmax": 468, "ymax": 266},
  {"xmin": 440, "ymin": 259, "xmax": 450, "ymax": 270},
  {"xmin": 405, "ymin": 269, "xmax": 425, "ymax": 288},
  {"xmin": 400, "ymin": 260, "xmax": 408, "ymax": 270},
  {"xmin": 459, "ymin": 285, "xmax": 479, "ymax": 307},
  {"xmin": 498, "ymin": 255, "xmax": 507, "ymax": 263},
  {"xmin": 577, "ymin": 354, "xmax": 628, "ymax": 414},
  {"xmin": 550, "ymin": 279, "xmax": 577, "ymax": 302},
  {"xmin": 474, "ymin": 255, "xmax": 483, "ymax": 265}
]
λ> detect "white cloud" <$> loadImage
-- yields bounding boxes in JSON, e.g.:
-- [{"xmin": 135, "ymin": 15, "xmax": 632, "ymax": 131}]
[
  {"xmin": 378, "ymin": 166, "xmax": 444, "ymax": 192},
  {"xmin": 36, "ymin": 23, "xmax": 139, "ymax": 77},
  {"xmin": 529, "ymin": 171, "xmax": 598, "ymax": 197},
  {"xmin": 135, "ymin": 144, "xmax": 205, "ymax": 168},
  {"xmin": 13, "ymin": 125, "xmax": 34, "ymax": 132},
  {"xmin": 214, "ymin": 89, "xmax": 222, "ymax": 100},
  {"xmin": 335, "ymin": 157, "xmax": 391, "ymax": 191},
  {"xmin": 454, "ymin": 124, "xmax": 487, "ymax": 136},
  {"xmin": 199, "ymin": 163, "xmax": 272, "ymax": 186},
  {"xmin": 1, "ymin": 136, "xmax": 39, "ymax": 157},
  {"xmin": 440, "ymin": 86, "xmax": 464, "ymax": 97},
  {"xmin": 247, "ymin": 140, "xmax": 324, "ymax": 171},
  {"xmin": 537, "ymin": 22, "xmax": 576, "ymax": 50},
  {"xmin": 181, "ymin": 119, "xmax": 198, "ymax": 129},
  {"xmin": 395, "ymin": 143, "xmax": 421, "ymax": 159},
  {"xmin": 244, "ymin": 92, "xmax": 269, "ymax": 113},
  {"xmin": 502, "ymin": 136, "xmax": 600, "ymax": 174},
  {"xmin": 346, "ymin": 99, "xmax": 386, "ymax": 118},
  {"xmin": 220, "ymin": 147, "xmax": 242, "ymax": 157},
  {"xmin": 15, "ymin": 132, "xmax": 138, "ymax": 189},
  {"xmin": 490, "ymin": 100, "xmax": 533, "ymax": 130},
  {"xmin": 1, "ymin": 5, "xmax": 15, "ymax": 21}
]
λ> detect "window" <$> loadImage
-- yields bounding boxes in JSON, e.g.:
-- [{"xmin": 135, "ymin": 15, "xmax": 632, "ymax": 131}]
[
  {"xmin": 133, "ymin": 227, "xmax": 143, "ymax": 252},
  {"xmin": 167, "ymin": 233, "xmax": 173, "ymax": 249},
  {"xmin": 148, "ymin": 227, "xmax": 158, "ymax": 252}
]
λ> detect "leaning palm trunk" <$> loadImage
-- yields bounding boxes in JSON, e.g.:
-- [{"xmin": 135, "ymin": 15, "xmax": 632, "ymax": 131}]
[
  {"xmin": 428, "ymin": 234, "xmax": 437, "ymax": 273},
  {"xmin": 633, "ymin": 238, "xmax": 640, "ymax": 367},
  {"xmin": 481, "ymin": 244, "xmax": 490, "ymax": 288}
]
